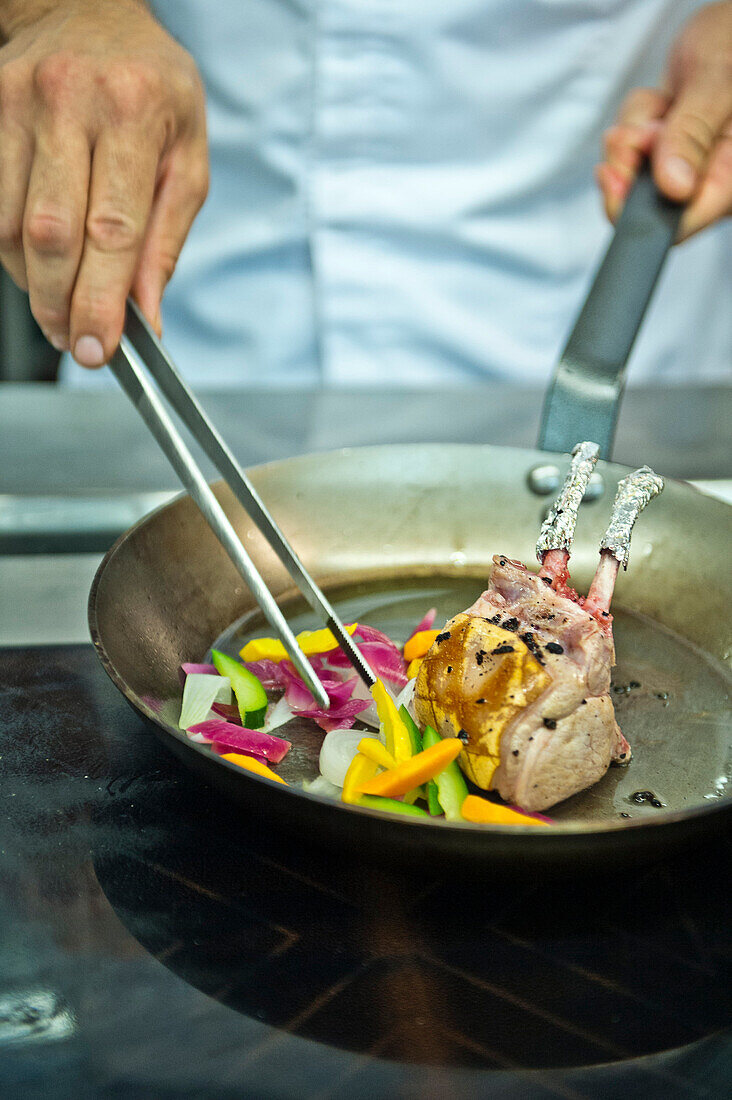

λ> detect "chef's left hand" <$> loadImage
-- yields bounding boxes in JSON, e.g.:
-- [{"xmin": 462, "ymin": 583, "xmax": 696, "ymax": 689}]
[{"xmin": 596, "ymin": 0, "xmax": 732, "ymax": 242}]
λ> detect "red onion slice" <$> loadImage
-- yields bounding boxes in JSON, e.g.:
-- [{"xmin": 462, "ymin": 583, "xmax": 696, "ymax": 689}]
[{"xmin": 188, "ymin": 719, "xmax": 291, "ymax": 762}]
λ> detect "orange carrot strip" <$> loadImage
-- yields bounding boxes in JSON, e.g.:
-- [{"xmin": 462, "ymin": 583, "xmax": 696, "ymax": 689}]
[
  {"xmin": 357, "ymin": 738, "xmax": 462, "ymax": 797},
  {"xmin": 221, "ymin": 753, "xmax": 288, "ymax": 785},
  {"xmin": 403, "ymin": 628, "xmax": 441, "ymax": 662},
  {"xmin": 461, "ymin": 795, "xmax": 550, "ymax": 826}
]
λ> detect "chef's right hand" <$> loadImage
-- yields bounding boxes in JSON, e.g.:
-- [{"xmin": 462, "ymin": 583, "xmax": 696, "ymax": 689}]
[{"xmin": 0, "ymin": 0, "xmax": 209, "ymax": 365}]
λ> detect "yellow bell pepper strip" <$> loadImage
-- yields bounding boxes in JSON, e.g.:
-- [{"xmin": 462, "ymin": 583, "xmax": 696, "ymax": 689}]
[
  {"xmin": 357, "ymin": 737, "xmax": 397, "ymax": 771},
  {"xmin": 461, "ymin": 794, "xmax": 551, "ymax": 826},
  {"xmin": 422, "ymin": 725, "xmax": 468, "ymax": 820},
  {"xmin": 358, "ymin": 794, "xmax": 429, "ymax": 818},
  {"xmin": 406, "ymin": 658, "xmax": 423, "ymax": 680},
  {"xmin": 371, "ymin": 678, "xmax": 413, "ymax": 763},
  {"xmin": 341, "ymin": 752, "xmax": 380, "ymax": 804},
  {"xmin": 240, "ymin": 623, "xmax": 358, "ymax": 663},
  {"xmin": 403, "ymin": 628, "xmax": 441, "ymax": 662},
  {"xmin": 221, "ymin": 753, "xmax": 288, "ymax": 785},
  {"xmin": 403, "ymin": 784, "xmax": 426, "ymax": 805},
  {"xmin": 357, "ymin": 738, "xmax": 463, "ymax": 798}
]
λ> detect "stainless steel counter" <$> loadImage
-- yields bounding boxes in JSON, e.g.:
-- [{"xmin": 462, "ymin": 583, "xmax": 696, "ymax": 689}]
[{"xmin": 1, "ymin": 382, "xmax": 730, "ymax": 645}]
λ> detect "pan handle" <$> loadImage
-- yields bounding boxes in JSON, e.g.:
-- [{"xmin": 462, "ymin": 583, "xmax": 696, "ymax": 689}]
[{"xmin": 538, "ymin": 162, "xmax": 683, "ymax": 460}]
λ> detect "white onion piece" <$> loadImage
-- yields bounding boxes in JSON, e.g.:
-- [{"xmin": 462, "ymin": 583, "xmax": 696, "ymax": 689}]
[
  {"xmin": 303, "ymin": 775, "xmax": 342, "ymax": 799},
  {"xmin": 394, "ymin": 676, "xmax": 417, "ymax": 718},
  {"xmin": 319, "ymin": 728, "xmax": 368, "ymax": 787},
  {"xmin": 179, "ymin": 674, "xmax": 231, "ymax": 730},
  {"xmin": 346, "ymin": 677, "xmax": 380, "ymax": 728},
  {"xmin": 262, "ymin": 694, "xmax": 294, "ymax": 732}
]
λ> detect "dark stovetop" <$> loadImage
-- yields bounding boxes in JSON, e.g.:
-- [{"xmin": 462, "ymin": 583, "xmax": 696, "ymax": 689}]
[{"xmin": 1, "ymin": 644, "xmax": 730, "ymax": 1100}]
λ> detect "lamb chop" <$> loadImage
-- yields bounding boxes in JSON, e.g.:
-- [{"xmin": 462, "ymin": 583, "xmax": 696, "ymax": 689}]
[{"xmin": 414, "ymin": 443, "xmax": 664, "ymax": 811}]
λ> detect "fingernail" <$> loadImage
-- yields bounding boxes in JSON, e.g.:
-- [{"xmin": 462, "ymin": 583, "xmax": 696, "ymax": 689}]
[
  {"xmin": 664, "ymin": 155, "xmax": 695, "ymax": 191},
  {"xmin": 73, "ymin": 335, "xmax": 106, "ymax": 368},
  {"xmin": 48, "ymin": 335, "xmax": 68, "ymax": 352}
]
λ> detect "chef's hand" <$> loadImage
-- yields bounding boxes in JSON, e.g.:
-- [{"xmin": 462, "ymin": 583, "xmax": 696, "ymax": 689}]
[
  {"xmin": 0, "ymin": 0, "xmax": 208, "ymax": 365},
  {"xmin": 596, "ymin": 0, "xmax": 732, "ymax": 242}
]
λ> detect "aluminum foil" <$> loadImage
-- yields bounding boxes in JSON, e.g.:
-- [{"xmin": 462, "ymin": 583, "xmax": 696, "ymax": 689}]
[
  {"xmin": 536, "ymin": 441, "xmax": 600, "ymax": 559},
  {"xmin": 601, "ymin": 465, "xmax": 664, "ymax": 569}
]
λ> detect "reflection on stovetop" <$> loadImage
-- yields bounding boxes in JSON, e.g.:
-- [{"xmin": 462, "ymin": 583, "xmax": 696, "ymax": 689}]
[
  {"xmin": 93, "ymin": 768, "xmax": 732, "ymax": 1071},
  {"xmin": 2, "ymin": 645, "xmax": 731, "ymax": 1096}
]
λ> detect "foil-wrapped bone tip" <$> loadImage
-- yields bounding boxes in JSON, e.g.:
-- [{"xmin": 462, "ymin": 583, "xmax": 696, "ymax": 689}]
[
  {"xmin": 536, "ymin": 440, "xmax": 600, "ymax": 559},
  {"xmin": 601, "ymin": 465, "xmax": 664, "ymax": 569}
]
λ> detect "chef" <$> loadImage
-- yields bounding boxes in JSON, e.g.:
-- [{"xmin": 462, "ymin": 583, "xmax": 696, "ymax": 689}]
[{"xmin": 0, "ymin": 0, "xmax": 729, "ymax": 388}]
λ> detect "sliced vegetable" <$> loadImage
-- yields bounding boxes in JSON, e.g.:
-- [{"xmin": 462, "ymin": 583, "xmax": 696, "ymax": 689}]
[
  {"xmin": 240, "ymin": 623, "xmax": 358, "ymax": 664},
  {"xmin": 240, "ymin": 658, "xmax": 289, "ymax": 690},
  {"xmin": 393, "ymin": 677, "xmax": 417, "ymax": 714},
  {"xmin": 405, "ymin": 607, "xmax": 437, "ymax": 643},
  {"xmin": 179, "ymin": 673, "xmax": 231, "ymax": 730},
  {"xmin": 188, "ymin": 718, "xmax": 290, "ymax": 763},
  {"xmin": 426, "ymin": 779, "xmax": 443, "ymax": 816},
  {"xmin": 357, "ymin": 737, "xmax": 397, "ymax": 771},
  {"xmin": 221, "ymin": 753, "xmax": 288, "ymax": 784},
  {"xmin": 211, "ymin": 649, "xmax": 268, "ymax": 728},
  {"xmin": 181, "ymin": 661, "xmax": 217, "ymax": 677},
  {"xmin": 403, "ymin": 784, "xmax": 426, "ymax": 805},
  {"xmin": 406, "ymin": 658, "xmax": 423, "ymax": 680},
  {"xmin": 357, "ymin": 795, "xmax": 429, "ymax": 818},
  {"xmin": 319, "ymin": 728, "xmax": 369, "ymax": 787},
  {"xmin": 326, "ymin": 625, "xmax": 408, "ymax": 688},
  {"xmin": 422, "ymin": 725, "xmax": 468, "ymax": 821},
  {"xmin": 280, "ymin": 661, "xmax": 370, "ymax": 732},
  {"xmin": 342, "ymin": 752, "xmax": 380, "ymax": 804},
  {"xmin": 461, "ymin": 795, "xmax": 552, "ymax": 826},
  {"xmin": 403, "ymin": 628, "xmax": 441, "ymax": 662},
  {"xmin": 303, "ymin": 775, "xmax": 342, "ymax": 798},
  {"xmin": 262, "ymin": 694, "xmax": 294, "ymax": 732},
  {"xmin": 211, "ymin": 701, "xmax": 242, "ymax": 724},
  {"xmin": 398, "ymin": 705, "xmax": 423, "ymax": 757},
  {"xmin": 357, "ymin": 738, "xmax": 463, "ymax": 798},
  {"xmin": 371, "ymin": 678, "xmax": 413, "ymax": 763},
  {"xmin": 403, "ymin": 710, "xmax": 442, "ymax": 814}
]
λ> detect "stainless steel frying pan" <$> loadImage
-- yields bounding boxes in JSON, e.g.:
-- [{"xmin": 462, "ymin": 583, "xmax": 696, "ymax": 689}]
[
  {"xmin": 88, "ymin": 170, "xmax": 731, "ymax": 867},
  {"xmin": 88, "ymin": 443, "xmax": 731, "ymax": 866}
]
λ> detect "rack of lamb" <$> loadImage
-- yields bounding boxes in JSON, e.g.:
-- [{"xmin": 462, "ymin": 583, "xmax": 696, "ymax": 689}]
[{"xmin": 414, "ymin": 443, "xmax": 664, "ymax": 811}]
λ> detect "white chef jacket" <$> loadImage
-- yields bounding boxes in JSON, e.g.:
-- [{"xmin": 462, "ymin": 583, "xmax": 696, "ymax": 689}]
[{"xmin": 64, "ymin": 0, "xmax": 731, "ymax": 388}]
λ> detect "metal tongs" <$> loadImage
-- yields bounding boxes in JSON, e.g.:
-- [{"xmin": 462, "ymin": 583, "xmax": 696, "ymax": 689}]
[{"xmin": 108, "ymin": 300, "xmax": 376, "ymax": 710}]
